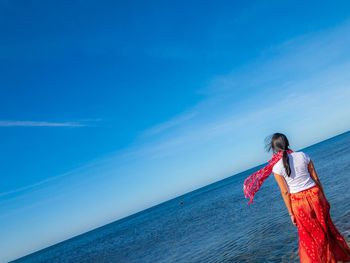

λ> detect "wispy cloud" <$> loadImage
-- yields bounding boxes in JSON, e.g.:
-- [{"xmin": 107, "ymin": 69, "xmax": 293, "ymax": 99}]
[
  {"xmin": 129, "ymin": 18, "xmax": 350, "ymax": 160},
  {"xmin": 0, "ymin": 119, "xmax": 101, "ymax": 127},
  {"xmin": 138, "ymin": 110, "xmax": 198, "ymax": 138}
]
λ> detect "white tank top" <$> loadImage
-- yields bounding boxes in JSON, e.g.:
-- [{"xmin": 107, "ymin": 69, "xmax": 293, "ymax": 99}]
[{"xmin": 272, "ymin": 151, "xmax": 316, "ymax": 193}]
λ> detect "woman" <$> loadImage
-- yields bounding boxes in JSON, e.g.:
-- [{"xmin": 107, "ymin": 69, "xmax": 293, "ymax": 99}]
[{"xmin": 243, "ymin": 132, "xmax": 350, "ymax": 263}]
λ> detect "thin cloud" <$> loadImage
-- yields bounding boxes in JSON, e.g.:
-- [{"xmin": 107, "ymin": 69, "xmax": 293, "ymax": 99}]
[
  {"xmin": 138, "ymin": 110, "xmax": 198, "ymax": 138},
  {"xmin": 0, "ymin": 119, "xmax": 101, "ymax": 127}
]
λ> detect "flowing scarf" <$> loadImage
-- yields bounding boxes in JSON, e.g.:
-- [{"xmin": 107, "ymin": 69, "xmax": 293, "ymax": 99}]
[{"xmin": 243, "ymin": 148, "xmax": 294, "ymax": 205}]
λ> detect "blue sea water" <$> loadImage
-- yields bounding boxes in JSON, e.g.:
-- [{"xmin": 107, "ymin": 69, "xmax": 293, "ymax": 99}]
[{"xmin": 11, "ymin": 131, "xmax": 350, "ymax": 263}]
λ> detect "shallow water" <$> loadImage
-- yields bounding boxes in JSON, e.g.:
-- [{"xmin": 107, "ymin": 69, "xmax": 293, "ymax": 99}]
[{"xmin": 11, "ymin": 131, "xmax": 350, "ymax": 263}]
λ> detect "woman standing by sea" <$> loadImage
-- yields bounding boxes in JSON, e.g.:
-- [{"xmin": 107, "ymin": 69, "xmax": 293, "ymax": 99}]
[{"xmin": 243, "ymin": 132, "xmax": 350, "ymax": 262}]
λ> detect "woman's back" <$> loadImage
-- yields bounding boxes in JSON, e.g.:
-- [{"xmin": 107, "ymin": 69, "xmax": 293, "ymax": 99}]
[{"xmin": 272, "ymin": 151, "xmax": 316, "ymax": 193}]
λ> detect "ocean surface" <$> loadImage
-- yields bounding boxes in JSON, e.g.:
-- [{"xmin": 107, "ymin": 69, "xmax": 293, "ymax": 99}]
[{"xmin": 11, "ymin": 131, "xmax": 350, "ymax": 263}]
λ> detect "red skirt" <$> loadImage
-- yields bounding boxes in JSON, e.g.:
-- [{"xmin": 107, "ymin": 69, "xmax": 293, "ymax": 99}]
[{"xmin": 290, "ymin": 184, "xmax": 350, "ymax": 263}]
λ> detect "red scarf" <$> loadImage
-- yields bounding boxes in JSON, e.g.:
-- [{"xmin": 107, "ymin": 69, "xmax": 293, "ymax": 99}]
[{"xmin": 243, "ymin": 148, "xmax": 294, "ymax": 205}]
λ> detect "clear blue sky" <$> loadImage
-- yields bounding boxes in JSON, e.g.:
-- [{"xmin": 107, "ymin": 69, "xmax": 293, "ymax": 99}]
[{"xmin": 1, "ymin": 1, "xmax": 350, "ymax": 261}]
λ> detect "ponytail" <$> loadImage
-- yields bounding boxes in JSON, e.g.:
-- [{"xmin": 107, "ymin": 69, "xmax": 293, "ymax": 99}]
[{"xmin": 282, "ymin": 149, "xmax": 292, "ymax": 177}]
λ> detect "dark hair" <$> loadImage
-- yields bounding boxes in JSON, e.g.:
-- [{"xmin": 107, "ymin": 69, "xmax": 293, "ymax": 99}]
[{"xmin": 264, "ymin": 132, "xmax": 292, "ymax": 177}]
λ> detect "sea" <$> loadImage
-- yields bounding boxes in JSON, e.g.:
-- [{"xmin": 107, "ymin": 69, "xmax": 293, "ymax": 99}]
[{"xmin": 10, "ymin": 131, "xmax": 350, "ymax": 263}]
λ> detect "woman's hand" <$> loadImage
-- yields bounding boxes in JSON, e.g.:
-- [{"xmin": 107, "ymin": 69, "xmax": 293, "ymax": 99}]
[{"xmin": 290, "ymin": 214, "xmax": 297, "ymax": 226}]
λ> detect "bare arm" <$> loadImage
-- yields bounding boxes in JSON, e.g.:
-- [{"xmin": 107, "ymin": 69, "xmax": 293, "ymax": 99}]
[
  {"xmin": 273, "ymin": 173, "xmax": 297, "ymax": 226},
  {"xmin": 273, "ymin": 173, "xmax": 293, "ymax": 215},
  {"xmin": 307, "ymin": 160, "xmax": 325, "ymax": 195}
]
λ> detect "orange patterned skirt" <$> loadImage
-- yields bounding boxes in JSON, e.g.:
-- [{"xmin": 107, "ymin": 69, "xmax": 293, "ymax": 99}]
[{"xmin": 290, "ymin": 184, "xmax": 350, "ymax": 263}]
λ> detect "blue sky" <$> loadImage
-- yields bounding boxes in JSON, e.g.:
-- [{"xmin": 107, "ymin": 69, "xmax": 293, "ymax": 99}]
[{"xmin": 1, "ymin": 1, "xmax": 350, "ymax": 261}]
